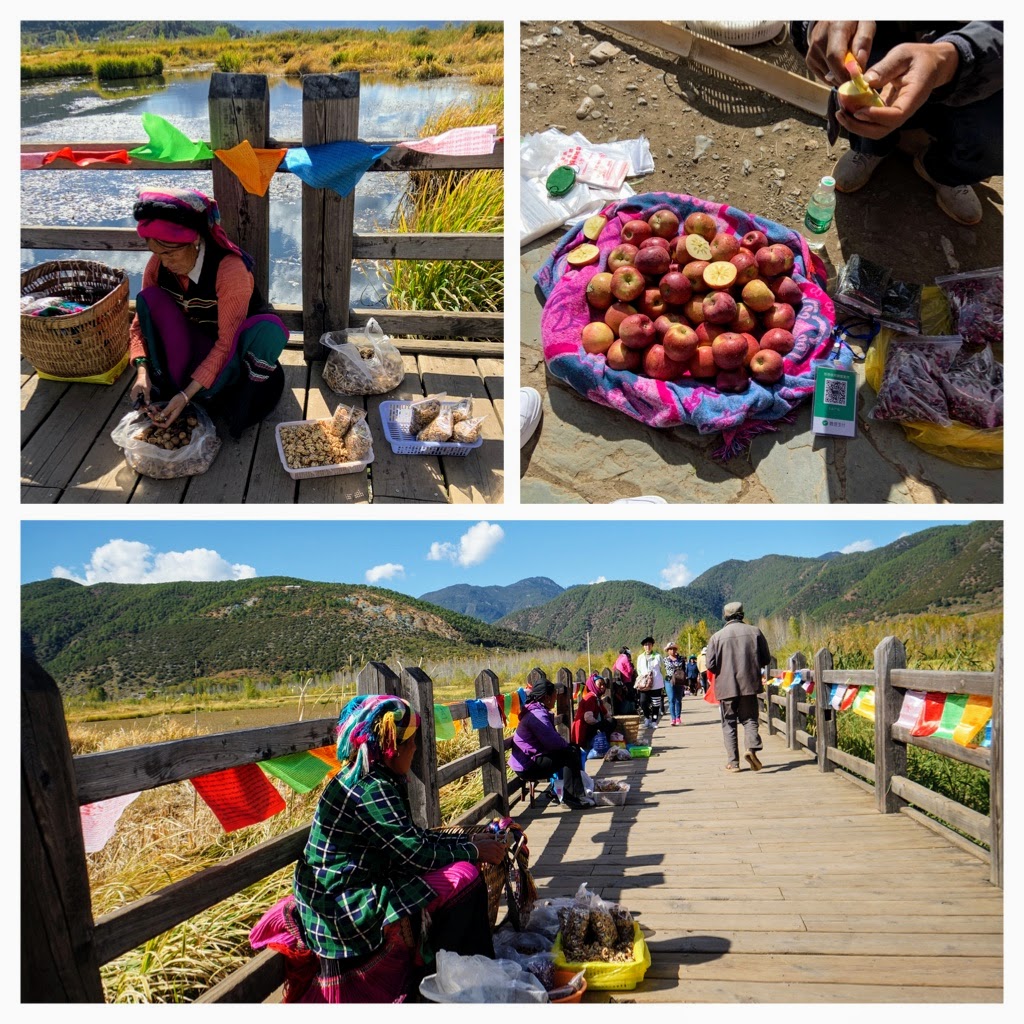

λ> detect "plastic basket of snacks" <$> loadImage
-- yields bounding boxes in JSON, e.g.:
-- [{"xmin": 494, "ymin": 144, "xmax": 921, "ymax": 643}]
[
  {"xmin": 627, "ymin": 745, "xmax": 652, "ymax": 759},
  {"xmin": 275, "ymin": 405, "xmax": 374, "ymax": 480},
  {"xmin": 551, "ymin": 894, "xmax": 651, "ymax": 991},
  {"xmin": 379, "ymin": 395, "xmax": 486, "ymax": 456},
  {"xmin": 21, "ymin": 259, "xmax": 130, "ymax": 381},
  {"xmin": 592, "ymin": 780, "xmax": 631, "ymax": 806}
]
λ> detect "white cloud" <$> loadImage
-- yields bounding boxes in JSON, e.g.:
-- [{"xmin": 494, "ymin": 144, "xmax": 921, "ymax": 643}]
[
  {"xmin": 366, "ymin": 563, "xmax": 405, "ymax": 584},
  {"xmin": 840, "ymin": 540, "xmax": 876, "ymax": 554},
  {"xmin": 589, "ymin": 576, "xmax": 607, "ymax": 585},
  {"xmin": 660, "ymin": 556, "xmax": 694, "ymax": 589},
  {"xmin": 427, "ymin": 521, "xmax": 504, "ymax": 567},
  {"xmin": 52, "ymin": 540, "xmax": 256, "ymax": 585}
]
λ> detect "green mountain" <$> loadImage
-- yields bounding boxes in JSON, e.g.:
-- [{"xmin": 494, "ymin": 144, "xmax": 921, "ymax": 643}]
[
  {"xmin": 496, "ymin": 579, "xmax": 715, "ymax": 651},
  {"xmin": 419, "ymin": 576, "xmax": 564, "ymax": 623},
  {"xmin": 20, "ymin": 576, "xmax": 547, "ymax": 697},
  {"xmin": 498, "ymin": 523, "xmax": 1002, "ymax": 650},
  {"xmin": 21, "ymin": 22, "xmax": 247, "ymax": 46}
]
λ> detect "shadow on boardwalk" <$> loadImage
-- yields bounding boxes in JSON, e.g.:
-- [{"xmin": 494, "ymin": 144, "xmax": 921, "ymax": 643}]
[{"xmin": 513, "ymin": 697, "xmax": 1002, "ymax": 1003}]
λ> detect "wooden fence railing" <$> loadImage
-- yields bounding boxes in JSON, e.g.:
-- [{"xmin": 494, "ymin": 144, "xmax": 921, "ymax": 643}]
[
  {"xmin": 20, "ymin": 72, "xmax": 504, "ymax": 350},
  {"xmin": 755, "ymin": 638, "xmax": 1003, "ymax": 887},
  {"xmin": 21, "ymin": 654, "xmax": 580, "ymax": 1003}
]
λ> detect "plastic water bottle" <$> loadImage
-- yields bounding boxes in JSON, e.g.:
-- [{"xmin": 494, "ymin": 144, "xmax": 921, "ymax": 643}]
[{"xmin": 804, "ymin": 175, "xmax": 836, "ymax": 234}]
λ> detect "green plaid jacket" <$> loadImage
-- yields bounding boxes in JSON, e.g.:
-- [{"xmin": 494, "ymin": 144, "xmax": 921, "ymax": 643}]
[{"xmin": 293, "ymin": 767, "xmax": 478, "ymax": 959}]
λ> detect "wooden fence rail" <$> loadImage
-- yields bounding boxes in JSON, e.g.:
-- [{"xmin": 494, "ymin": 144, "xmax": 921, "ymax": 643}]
[
  {"xmin": 757, "ymin": 638, "xmax": 1002, "ymax": 886},
  {"xmin": 21, "ymin": 72, "xmax": 504, "ymax": 344}
]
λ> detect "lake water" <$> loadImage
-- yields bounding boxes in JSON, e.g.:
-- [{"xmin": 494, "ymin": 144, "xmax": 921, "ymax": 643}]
[{"xmin": 21, "ymin": 71, "xmax": 495, "ymax": 307}]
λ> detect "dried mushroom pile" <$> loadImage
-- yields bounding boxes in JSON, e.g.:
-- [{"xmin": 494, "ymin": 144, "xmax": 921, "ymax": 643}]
[
  {"xmin": 558, "ymin": 902, "xmax": 636, "ymax": 963},
  {"xmin": 409, "ymin": 394, "xmax": 487, "ymax": 443},
  {"xmin": 134, "ymin": 413, "xmax": 200, "ymax": 450},
  {"xmin": 280, "ymin": 406, "xmax": 373, "ymax": 470},
  {"xmin": 322, "ymin": 326, "xmax": 404, "ymax": 396}
]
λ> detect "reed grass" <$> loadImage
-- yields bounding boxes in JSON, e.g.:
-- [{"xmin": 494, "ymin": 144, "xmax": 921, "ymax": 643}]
[
  {"xmin": 20, "ymin": 59, "xmax": 92, "ymax": 79},
  {"xmin": 385, "ymin": 93, "xmax": 503, "ymax": 318},
  {"xmin": 95, "ymin": 56, "xmax": 164, "ymax": 79}
]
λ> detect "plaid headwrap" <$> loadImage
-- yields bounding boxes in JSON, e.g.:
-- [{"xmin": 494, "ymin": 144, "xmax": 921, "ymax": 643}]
[
  {"xmin": 334, "ymin": 695, "xmax": 420, "ymax": 783},
  {"xmin": 133, "ymin": 187, "xmax": 255, "ymax": 271}
]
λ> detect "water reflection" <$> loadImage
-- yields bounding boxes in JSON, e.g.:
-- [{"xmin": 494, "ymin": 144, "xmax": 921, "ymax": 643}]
[{"xmin": 21, "ymin": 71, "xmax": 495, "ymax": 307}]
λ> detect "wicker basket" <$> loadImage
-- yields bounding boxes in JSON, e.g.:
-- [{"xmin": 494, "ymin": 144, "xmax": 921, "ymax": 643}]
[{"xmin": 20, "ymin": 259, "xmax": 130, "ymax": 379}]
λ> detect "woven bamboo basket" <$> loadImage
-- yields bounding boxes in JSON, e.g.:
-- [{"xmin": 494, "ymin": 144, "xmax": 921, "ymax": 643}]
[{"xmin": 20, "ymin": 259, "xmax": 130, "ymax": 379}]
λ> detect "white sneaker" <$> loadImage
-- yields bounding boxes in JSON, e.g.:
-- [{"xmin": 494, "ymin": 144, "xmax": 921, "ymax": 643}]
[
  {"xmin": 611, "ymin": 496, "xmax": 668, "ymax": 504},
  {"xmin": 913, "ymin": 154, "xmax": 983, "ymax": 225},
  {"xmin": 831, "ymin": 149, "xmax": 885, "ymax": 193},
  {"xmin": 520, "ymin": 387, "xmax": 542, "ymax": 448}
]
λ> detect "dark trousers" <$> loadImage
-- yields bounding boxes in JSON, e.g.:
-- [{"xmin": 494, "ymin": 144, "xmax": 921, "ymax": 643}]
[
  {"xmin": 639, "ymin": 688, "xmax": 665, "ymax": 722},
  {"xmin": 719, "ymin": 694, "xmax": 762, "ymax": 766},
  {"xmin": 521, "ymin": 746, "xmax": 585, "ymax": 800},
  {"xmin": 851, "ymin": 25, "xmax": 1002, "ymax": 185}
]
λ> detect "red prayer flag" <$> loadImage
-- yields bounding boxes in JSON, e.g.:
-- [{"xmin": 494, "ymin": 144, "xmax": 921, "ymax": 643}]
[
  {"xmin": 191, "ymin": 763, "xmax": 286, "ymax": 832},
  {"xmin": 839, "ymin": 686, "xmax": 859, "ymax": 711},
  {"xmin": 703, "ymin": 673, "xmax": 719, "ymax": 705},
  {"xmin": 912, "ymin": 692, "xmax": 947, "ymax": 737},
  {"xmin": 41, "ymin": 147, "xmax": 131, "ymax": 167}
]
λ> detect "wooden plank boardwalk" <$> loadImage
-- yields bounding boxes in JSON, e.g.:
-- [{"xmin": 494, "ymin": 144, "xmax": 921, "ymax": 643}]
[
  {"xmin": 21, "ymin": 344, "xmax": 503, "ymax": 504},
  {"xmin": 513, "ymin": 696, "xmax": 1002, "ymax": 1003}
]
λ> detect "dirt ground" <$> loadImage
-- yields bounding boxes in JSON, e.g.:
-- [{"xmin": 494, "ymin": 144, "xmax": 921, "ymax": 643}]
[
  {"xmin": 518, "ymin": 20, "xmax": 1004, "ymax": 504},
  {"xmin": 520, "ymin": 21, "xmax": 1004, "ymax": 279}
]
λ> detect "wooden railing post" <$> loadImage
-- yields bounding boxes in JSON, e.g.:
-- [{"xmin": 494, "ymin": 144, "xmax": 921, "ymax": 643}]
[
  {"xmin": 785, "ymin": 684, "xmax": 799, "ymax": 750},
  {"xmin": 21, "ymin": 654, "xmax": 105, "ymax": 1002},
  {"xmin": 990, "ymin": 638, "xmax": 1003, "ymax": 887},
  {"xmin": 557, "ymin": 667, "xmax": 574, "ymax": 719},
  {"xmin": 400, "ymin": 667, "xmax": 441, "ymax": 828},
  {"xmin": 301, "ymin": 73, "xmax": 360, "ymax": 358},
  {"xmin": 813, "ymin": 647, "xmax": 836, "ymax": 773},
  {"xmin": 475, "ymin": 670, "xmax": 509, "ymax": 816},
  {"xmin": 208, "ymin": 73, "xmax": 272, "ymax": 301},
  {"xmin": 874, "ymin": 635, "xmax": 907, "ymax": 814},
  {"xmin": 765, "ymin": 680, "xmax": 777, "ymax": 736},
  {"xmin": 357, "ymin": 661, "xmax": 400, "ymax": 696}
]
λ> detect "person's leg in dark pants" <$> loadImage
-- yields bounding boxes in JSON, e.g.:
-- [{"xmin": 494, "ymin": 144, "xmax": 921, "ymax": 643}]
[
  {"xmin": 719, "ymin": 697, "xmax": 740, "ymax": 769},
  {"xmin": 736, "ymin": 694, "xmax": 763, "ymax": 769}
]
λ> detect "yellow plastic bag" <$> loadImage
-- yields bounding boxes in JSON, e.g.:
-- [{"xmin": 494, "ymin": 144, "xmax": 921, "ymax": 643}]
[
  {"xmin": 864, "ymin": 287, "xmax": 1002, "ymax": 468},
  {"xmin": 36, "ymin": 350, "xmax": 129, "ymax": 385}
]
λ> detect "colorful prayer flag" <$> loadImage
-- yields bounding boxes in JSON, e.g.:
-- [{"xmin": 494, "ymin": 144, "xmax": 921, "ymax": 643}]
[
  {"xmin": 215, "ymin": 140, "xmax": 286, "ymax": 196},
  {"xmin": 283, "ymin": 141, "xmax": 389, "ymax": 197},
  {"xmin": 896, "ymin": 690, "xmax": 928, "ymax": 731},
  {"xmin": 308, "ymin": 744, "xmax": 342, "ymax": 777},
  {"xmin": 79, "ymin": 792, "xmax": 140, "ymax": 853},
  {"xmin": 191, "ymin": 763, "xmax": 286, "ymax": 832},
  {"xmin": 434, "ymin": 704, "xmax": 456, "ymax": 741},
  {"xmin": 912, "ymin": 692, "xmax": 947, "ymax": 737},
  {"xmin": 401, "ymin": 124, "xmax": 498, "ymax": 156},
  {"xmin": 483, "ymin": 695, "xmax": 504, "ymax": 729},
  {"xmin": 830, "ymin": 684, "xmax": 847, "ymax": 710},
  {"xmin": 466, "ymin": 698, "xmax": 490, "ymax": 730},
  {"xmin": 839, "ymin": 686, "xmax": 859, "ymax": 712},
  {"xmin": 259, "ymin": 751, "xmax": 331, "ymax": 794},
  {"xmin": 953, "ymin": 694, "xmax": 993, "ymax": 747},
  {"xmin": 41, "ymin": 147, "xmax": 130, "ymax": 167},
  {"xmin": 932, "ymin": 692, "xmax": 970, "ymax": 741},
  {"xmin": 851, "ymin": 687, "xmax": 876, "ymax": 722},
  {"xmin": 128, "ymin": 113, "xmax": 214, "ymax": 163}
]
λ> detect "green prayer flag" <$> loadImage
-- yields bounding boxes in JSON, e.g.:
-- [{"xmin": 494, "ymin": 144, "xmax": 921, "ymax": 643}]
[
  {"xmin": 932, "ymin": 692, "xmax": 970, "ymax": 740},
  {"xmin": 259, "ymin": 751, "xmax": 330, "ymax": 794},
  {"xmin": 434, "ymin": 704, "xmax": 456, "ymax": 741},
  {"xmin": 129, "ymin": 113, "xmax": 214, "ymax": 163}
]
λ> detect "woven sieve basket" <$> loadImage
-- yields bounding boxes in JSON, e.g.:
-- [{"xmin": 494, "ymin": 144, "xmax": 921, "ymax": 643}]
[{"xmin": 20, "ymin": 259, "xmax": 130, "ymax": 379}]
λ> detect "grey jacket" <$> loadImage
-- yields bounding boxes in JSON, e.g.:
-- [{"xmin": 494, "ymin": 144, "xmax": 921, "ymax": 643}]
[{"xmin": 705, "ymin": 619, "xmax": 771, "ymax": 701}]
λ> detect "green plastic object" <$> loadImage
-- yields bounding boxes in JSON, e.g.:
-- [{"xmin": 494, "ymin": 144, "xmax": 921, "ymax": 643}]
[
  {"xmin": 546, "ymin": 165, "xmax": 576, "ymax": 197},
  {"xmin": 128, "ymin": 113, "xmax": 214, "ymax": 163}
]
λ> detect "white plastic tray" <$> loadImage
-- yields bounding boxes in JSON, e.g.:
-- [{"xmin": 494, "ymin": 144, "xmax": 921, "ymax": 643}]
[{"xmin": 275, "ymin": 420, "xmax": 374, "ymax": 480}]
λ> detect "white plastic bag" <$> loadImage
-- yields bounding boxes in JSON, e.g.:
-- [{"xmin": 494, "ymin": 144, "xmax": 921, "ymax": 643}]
[
  {"xmin": 423, "ymin": 952, "xmax": 548, "ymax": 1003},
  {"xmin": 321, "ymin": 318, "xmax": 403, "ymax": 395},
  {"xmin": 110, "ymin": 403, "xmax": 221, "ymax": 479}
]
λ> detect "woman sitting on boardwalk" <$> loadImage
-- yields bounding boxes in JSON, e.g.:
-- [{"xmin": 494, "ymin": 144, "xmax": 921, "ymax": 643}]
[
  {"xmin": 250, "ymin": 694, "xmax": 507, "ymax": 1002},
  {"xmin": 128, "ymin": 187, "xmax": 288, "ymax": 436},
  {"xmin": 571, "ymin": 673, "xmax": 616, "ymax": 751},
  {"xmin": 510, "ymin": 680, "xmax": 592, "ymax": 809},
  {"xmin": 612, "ymin": 646, "xmax": 636, "ymax": 714}
]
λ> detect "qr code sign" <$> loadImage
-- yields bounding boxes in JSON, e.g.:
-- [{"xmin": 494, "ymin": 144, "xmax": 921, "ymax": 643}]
[{"xmin": 823, "ymin": 378, "xmax": 848, "ymax": 406}]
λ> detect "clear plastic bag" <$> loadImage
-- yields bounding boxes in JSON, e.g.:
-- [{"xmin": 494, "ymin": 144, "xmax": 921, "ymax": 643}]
[
  {"xmin": 417, "ymin": 407, "xmax": 454, "ymax": 442},
  {"xmin": 935, "ymin": 267, "xmax": 1003, "ymax": 347},
  {"xmin": 330, "ymin": 403, "xmax": 364, "ymax": 436},
  {"xmin": 344, "ymin": 418, "xmax": 373, "ymax": 461},
  {"xmin": 409, "ymin": 393, "xmax": 446, "ymax": 433},
  {"xmin": 871, "ymin": 335, "xmax": 961, "ymax": 426},
  {"xmin": 450, "ymin": 397, "xmax": 473, "ymax": 423},
  {"xmin": 320, "ymin": 318, "xmax": 404, "ymax": 395},
  {"xmin": 524, "ymin": 898, "xmax": 576, "ymax": 940},
  {"xmin": 452, "ymin": 415, "xmax": 486, "ymax": 443},
  {"xmin": 424, "ymin": 952, "xmax": 548, "ymax": 1003},
  {"xmin": 111, "ymin": 403, "xmax": 221, "ymax": 479},
  {"xmin": 833, "ymin": 254, "xmax": 890, "ymax": 318},
  {"xmin": 941, "ymin": 344, "xmax": 1003, "ymax": 429}
]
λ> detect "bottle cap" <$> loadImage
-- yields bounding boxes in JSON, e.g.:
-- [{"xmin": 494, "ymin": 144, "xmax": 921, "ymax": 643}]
[
  {"xmin": 820, "ymin": 175, "xmax": 836, "ymax": 189},
  {"xmin": 546, "ymin": 165, "xmax": 577, "ymax": 197}
]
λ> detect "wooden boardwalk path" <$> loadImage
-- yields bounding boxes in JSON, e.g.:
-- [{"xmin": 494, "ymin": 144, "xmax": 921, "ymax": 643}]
[
  {"xmin": 21, "ymin": 344, "xmax": 503, "ymax": 504},
  {"xmin": 514, "ymin": 696, "xmax": 1002, "ymax": 1003}
]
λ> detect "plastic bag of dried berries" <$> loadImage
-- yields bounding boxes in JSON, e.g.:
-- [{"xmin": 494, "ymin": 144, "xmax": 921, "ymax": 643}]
[
  {"xmin": 940, "ymin": 344, "xmax": 1004, "ymax": 429},
  {"xmin": 934, "ymin": 267, "xmax": 1003, "ymax": 348},
  {"xmin": 871, "ymin": 335, "xmax": 961, "ymax": 426}
]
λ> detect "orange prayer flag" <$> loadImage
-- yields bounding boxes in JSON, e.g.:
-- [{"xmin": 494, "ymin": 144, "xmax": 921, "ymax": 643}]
[{"xmin": 215, "ymin": 140, "xmax": 286, "ymax": 196}]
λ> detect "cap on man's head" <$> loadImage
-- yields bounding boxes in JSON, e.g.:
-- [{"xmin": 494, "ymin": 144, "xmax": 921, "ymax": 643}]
[
  {"xmin": 641, "ymin": 635, "xmax": 655, "ymax": 645},
  {"xmin": 665, "ymin": 641, "xmax": 678, "ymax": 650},
  {"xmin": 723, "ymin": 601, "xmax": 744, "ymax": 619}
]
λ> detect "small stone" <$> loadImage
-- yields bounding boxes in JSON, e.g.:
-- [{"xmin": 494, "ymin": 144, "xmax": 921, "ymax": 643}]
[
  {"xmin": 591, "ymin": 110, "xmax": 603, "ymax": 119},
  {"xmin": 693, "ymin": 135, "xmax": 713, "ymax": 161},
  {"xmin": 607, "ymin": 101, "xmax": 614, "ymax": 109},
  {"xmin": 772, "ymin": 120, "xmax": 788, "ymax": 133},
  {"xmin": 742, "ymin": 159, "xmax": 753, "ymax": 176},
  {"xmin": 589, "ymin": 41, "xmax": 621, "ymax": 63},
  {"xmin": 712, "ymin": 154, "xmax": 720, "ymax": 161},
  {"xmin": 666, "ymin": 148, "xmax": 673, "ymax": 158},
  {"xmin": 588, "ymin": 84, "xmax": 606, "ymax": 98},
  {"xmin": 754, "ymin": 127, "xmax": 764, "ymax": 138},
  {"xmin": 526, "ymin": 82, "xmax": 538, "ymax": 91},
  {"xmin": 550, "ymin": 26, "xmax": 563, "ymax": 35},
  {"xmin": 576, "ymin": 96, "xmax": 595, "ymax": 119},
  {"xmin": 804, "ymin": 139, "xmax": 820, "ymax": 151},
  {"xmin": 773, "ymin": 167, "xmax": 786, "ymax": 179},
  {"xmin": 626, "ymin": 83, "xmax": 638, "ymax": 91},
  {"xmin": 638, "ymin": 97, "xmax": 648, "ymax": 106}
]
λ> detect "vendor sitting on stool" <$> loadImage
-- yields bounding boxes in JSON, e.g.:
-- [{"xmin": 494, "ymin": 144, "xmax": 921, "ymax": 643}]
[
  {"xmin": 571, "ymin": 673, "xmax": 616, "ymax": 751},
  {"xmin": 128, "ymin": 187, "xmax": 289, "ymax": 437},
  {"xmin": 510, "ymin": 680, "xmax": 592, "ymax": 809}
]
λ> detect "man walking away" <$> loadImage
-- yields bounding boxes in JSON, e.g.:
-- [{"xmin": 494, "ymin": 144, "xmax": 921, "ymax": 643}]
[{"xmin": 705, "ymin": 602, "xmax": 771, "ymax": 773}]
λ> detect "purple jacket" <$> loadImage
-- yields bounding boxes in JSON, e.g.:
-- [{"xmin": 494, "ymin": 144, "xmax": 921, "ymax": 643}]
[{"xmin": 509, "ymin": 702, "xmax": 568, "ymax": 774}]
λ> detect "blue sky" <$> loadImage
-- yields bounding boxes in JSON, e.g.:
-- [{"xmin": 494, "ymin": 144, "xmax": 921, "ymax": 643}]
[{"xmin": 20, "ymin": 519, "xmax": 976, "ymax": 596}]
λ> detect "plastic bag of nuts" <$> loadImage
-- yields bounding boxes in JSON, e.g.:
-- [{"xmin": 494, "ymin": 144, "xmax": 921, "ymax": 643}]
[
  {"xmin": 110, "ymin": 403, "xmax": 222, "ymax": 478},
  {"xmin": 320, "ymin": 318, "xmax": 404, "ymax": 395}
]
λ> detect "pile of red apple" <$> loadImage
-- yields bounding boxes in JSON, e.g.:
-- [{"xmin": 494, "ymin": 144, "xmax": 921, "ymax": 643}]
[{"xmin": 571, "ymin": 208, "xmax": 806, "ymax": 391}]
